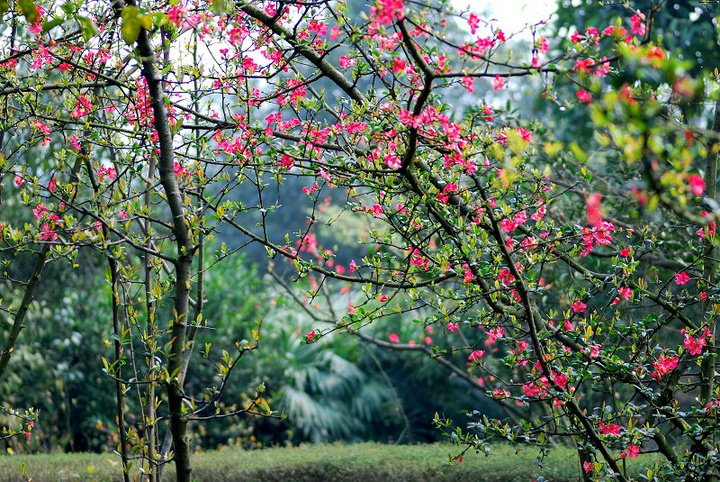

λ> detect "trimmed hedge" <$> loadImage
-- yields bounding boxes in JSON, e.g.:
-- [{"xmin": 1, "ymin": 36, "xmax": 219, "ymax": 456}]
[{"xmin": 0, "ymin": 443, "xmax": 655, "ymax": 481}]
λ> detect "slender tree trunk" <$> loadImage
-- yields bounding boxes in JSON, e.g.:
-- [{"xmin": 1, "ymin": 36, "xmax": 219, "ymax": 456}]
[
  {"xmin": 109, "ymin": 257, "xmax": 131, "ymax": 482},
  {"xmin": 155, "ymin": 33, "xmax": 204, "ymax": 482},
  {"xmin": 133, "ymin": 20, "xmax": 194, "ymax": 482}
]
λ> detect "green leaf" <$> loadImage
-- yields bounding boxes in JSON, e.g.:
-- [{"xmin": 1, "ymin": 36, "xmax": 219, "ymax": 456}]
[
  {"xmin": 42, "ymin": 17, "xmax": 64, "ymax": 33},
  {"xmin": 120, "ymin": 6, "xmax": 143, "ymax": 44},
  {"xmin": 210, "ymin": 0, "xmax": 225, "ymax": 15},
  {"xmin": 60, "ymin": 2, "xmax": 77, "ymax": 14},
  {"xmin": 0, "ymin": 0, "xmax": 10, "ymax": 16},
  {"xmin": 18, "ymin": 0, "xmax": 38, "ymax": 23},
  {"xmin": 78, "ymin": 16, "xmax": 99, "ymax": 41}
]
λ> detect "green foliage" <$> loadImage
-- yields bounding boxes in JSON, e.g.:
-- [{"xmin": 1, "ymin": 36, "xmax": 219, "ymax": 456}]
[
  {"xmin": 554, "ymin": 0, "xmax": 720, "ymax": 73},
  {"xmin": 0, "ymin": 255, "xmax": 118, "ymax": 452}
]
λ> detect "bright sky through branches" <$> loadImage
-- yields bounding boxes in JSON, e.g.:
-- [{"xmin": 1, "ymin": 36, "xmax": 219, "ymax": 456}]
[{"xmin": 454, "ymin": 0, "xmax": 557, "ymax": 34}]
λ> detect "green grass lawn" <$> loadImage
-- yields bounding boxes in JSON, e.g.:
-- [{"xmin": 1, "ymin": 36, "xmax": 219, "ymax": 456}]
[{"xmin": 0, "ymin": 443, "xmax": 655, "ymax": 481}]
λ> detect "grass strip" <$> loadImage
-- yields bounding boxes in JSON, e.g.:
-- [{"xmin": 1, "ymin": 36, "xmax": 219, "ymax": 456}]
[{"xmin": 0, "ymin": 442, "xmax": 657, "ymax": 481}]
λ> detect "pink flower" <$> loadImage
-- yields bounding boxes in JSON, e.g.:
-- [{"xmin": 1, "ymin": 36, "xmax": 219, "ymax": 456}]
[
  {"xmin": 97, "ymin": 166, "xmax": 117, "ymax": 181},
  {"xmin": 463, "ymin": 264, "xmax": 473, "ymax": 284},
  {"xmin": 523, "ymin": 382, "xmax": 543, "ymax": 398},
  {"xmin": 552, "ymin": 372, "xmax": 567, "ymax": 389},
  {"xmin": 684, "ymin": 335, "xmax": 707, "ymax": 356},
  {"xmin": 462, "ymin": 76, "xmax": 474, "ymax": 93},
  {"xmin": 329, "ymin": 24, "xmax": 341, "ymax": 40},
  {"xmin": 14, "ymin": 175, "xmax": 24, "ymax": 187},
  {"xmin": 688, "ymin": 174, "xmax": 705, "ymax": 197},
  {"xmin": 518, "ymin": 128, "xmax": 532, "ymax": 143},
  {"xmin": 531, "ymin": 204, "xmax": 546, "ymax": 221},
  {"xmin": 492, "ymin": 389, "xmax": 510, "ymax": 400},
  {"xmin": 653, "ymin": 355, "xmax": 679, "ymax": 378},
  {"xmin": 583, "ymin": 461, "xmax": 594, "ymax": 473},
  {"xmin": 305, "ymin": 330, "xmax": 317, "ymax": 343},
  {"xmin": 70, "ymin": 134, "xmax": 82, "ymax": 151},
  {"xmin": 167, "ymin": 4, "xmax": 188, "ymax": 27},
  {"xmin": 339, "ymin": 55, "xmax": 356, "ymax": 68},
  {"xmin": 576, "ymin": 89, "xmax": 592, "ymax": 103},
  {"xmin": 48, "ymin": 177, "xmax": 57, "ymax": 192},
  {"xmin": 675, "ymin": 272, "xmax": 690, "ymax": 285},
  {"xmin": 493, "ymin": 75, "xmax": 505, "ymax": 90},
  {"xmin": 586, "ymin": 192, "xmax": 602, "ymax": 226},
  {"xmin": 437, "ymin": 182, "xmax": 457, "ymax": 203},
  {"xmin": 575, "ymin": 58, "xmax": 595, "ymax": 73},
  {"xmin": 618, "ymin": 287, "xmax": 633, "ymax": 301},
  {"xmin": 174, "ymin": 161, "xmax": 189, "ymax": 178},
  {"xmin": 599, "ymin": 421, "xmax": 621, "ymax": 436},
  {"xmin": 369, "ymin": 0, "xmax": 404, "ymax": 26},
  {"xmin": 537, "ymin": 37, "xmax": 549, "ymax": 53},
  {"xmin": 40, "ymin": 223, "xmax": 57, "ymax": 241},
  {"xmin": 630, "ymin": 11, "xmax": 646, "ymax": 37},
  {"xmin": 447, "ymin": 322, "xmax": 459, "ymax": 332},
  {"xmin": 71, "ymin": 96, "xmax": 93, "ymax": 118},
  {"xmin": 500, "ymin": 218, "xmax": 516, "ymax": 233},
  {"xmin": 389, "ymin": 333, "xmax": 400, "ymax": 343},
  {"xmin": 467, "ymin": 13, "xmax": 480, "ymax": 35},
  {"xmin": 308, "ymin": 19, "xmax": 328, "ymax": 36},
  {"xmin": 603, "ymin": 25, "xmax": 626, "ymax": 37},
  {"xmin": 485, "ymin": 327, "xmax": 504, "ymax": 345},
  {"xmin": 619, "ymin": 248, "xmax": 630, "ymax": 257},
  {"xmin": 319, "ymin": 168, "xmax": 333, "ymax": 185},
  {"xmin": 33, "ymin": 120, "xmax": 51, "ymax": 135},
  {"xmin": 572, "ymin": 301, "xmax": 587, "ymax": 313},
  {"xmin": 623, "ymin": 443, "xmax": 640, "ymax": 459},
  {"xmin": 32, "ymin": 204, "xmax": 48, "ymax": 219},
  {"xmin": 497, "ymin": 268, "xmax": 515, "ymax": 286},
  {"xmin": 467, "ymin": 349, "xmax": 485, "ymax": 363},
  {"xmin": 697, "ymin": 221, "xmax": 716, "ymax": 239}
]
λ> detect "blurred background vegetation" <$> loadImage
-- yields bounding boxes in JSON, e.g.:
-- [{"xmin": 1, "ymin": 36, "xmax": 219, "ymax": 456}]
[{"xmin": 0, "ymin": 246, "xmax": 498, "ymax": 453}]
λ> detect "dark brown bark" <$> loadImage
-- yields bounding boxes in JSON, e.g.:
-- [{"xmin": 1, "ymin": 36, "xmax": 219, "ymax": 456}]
[{"xmin": 132, "ymin": 18, "xmax": 194, "ymax": 482}]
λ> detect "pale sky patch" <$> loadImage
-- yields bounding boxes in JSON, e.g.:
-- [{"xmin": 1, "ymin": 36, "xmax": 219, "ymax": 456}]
[{"xmin": 453, "ymin": 0, "xmax": 557, "ymax": 36}]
